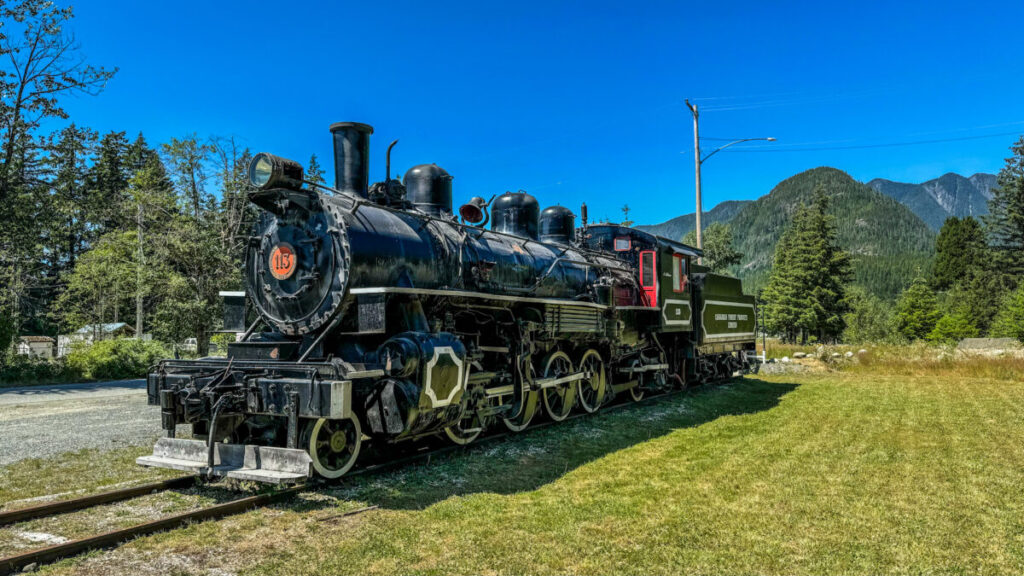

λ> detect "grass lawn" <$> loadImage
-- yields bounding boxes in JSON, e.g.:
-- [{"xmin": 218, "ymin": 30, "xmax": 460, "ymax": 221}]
[{"xmin": 8, "ymin": 360, "xmax": 1024, "ymax": 575}]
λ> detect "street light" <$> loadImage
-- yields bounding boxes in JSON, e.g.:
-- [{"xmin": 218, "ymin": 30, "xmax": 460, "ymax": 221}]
[{"xmin": 684, "ymin": 99, "xmax": 776, "ymax": 262}]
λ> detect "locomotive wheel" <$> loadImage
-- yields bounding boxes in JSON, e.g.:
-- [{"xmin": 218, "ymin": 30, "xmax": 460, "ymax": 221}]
[
  {"xmin": 541, "ymin": 351, "xmax": 576, "ymax": 422},
  {"xmin": 503, "ymin": 356, "xmax": 539, "ymax": 433},
  {"xmin": 628, "ymin": 384, "xmax": 645, "ymax": 402},
  {"xmin": 628, "ymin": 359, "xmax": 645, "ymax": 402},
  {"xmin": 445, "ymin": 415, "xmax": 483, "ymax": 445},
  {"xmin": 304, "ymin": 416, "xmax": 362, "ymax": 479},
  {"xmin": 576, "ymin": 349, "xmax": 606, "ymax": 414}
]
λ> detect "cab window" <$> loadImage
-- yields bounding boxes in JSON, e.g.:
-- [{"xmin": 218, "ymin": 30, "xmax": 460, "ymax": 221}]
[
  {"xmin": 613, "ymin": 237, "xmax": 630, "ymax": 251},
  {"xmin": 672, "ymin": 254, "xmax": 687, "ymax": 292}
]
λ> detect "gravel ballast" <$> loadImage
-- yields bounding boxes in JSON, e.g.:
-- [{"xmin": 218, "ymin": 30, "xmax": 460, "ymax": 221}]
[{"xmin": 0, "ymin": 381, "xmax": 163, "ymax": 466}]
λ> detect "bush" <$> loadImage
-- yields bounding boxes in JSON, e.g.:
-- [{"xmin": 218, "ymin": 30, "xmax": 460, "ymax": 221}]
[
  {"xmin": 0, "ymin": 355, "xmax": 80, "ymax": 385},
  {"xmin": 66, "ymin": 338, "xmax": 170, "ymax": 380},
  {"xmin": 927, "ymin": 312, "xmax": 980, "ymax": 344}
]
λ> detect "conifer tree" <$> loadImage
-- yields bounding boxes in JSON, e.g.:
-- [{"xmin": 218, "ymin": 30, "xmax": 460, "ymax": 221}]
[
  {"xmin": 895, "ymin": 276, "xmax": 942, "ymax": 341},
  {"xmin": 985, "ymin": 137, "xmax": 1024, "ymax": 282},
  {"xmin": 761, "ymin": 186, "xmax": 851, "ymax": 343},
  {"xmin": 991, "ymin": 286, "xmax": 1024, "ymax": 342},
  {"xmin": 932, "ymin": 216, "xmax": 985, "ymax": 291},
  {"xmin": 307, "ymin": 154, "xmax": 326, "ymax": 187},
  {"xmin": 44, "ymin": 123, "xmax": 98, "ymax": 273}
]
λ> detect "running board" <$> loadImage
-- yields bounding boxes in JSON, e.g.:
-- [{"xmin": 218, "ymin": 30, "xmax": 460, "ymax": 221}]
[{"xmin": 137, "ymin": 438, "xmax": 312, "ymax": 484}]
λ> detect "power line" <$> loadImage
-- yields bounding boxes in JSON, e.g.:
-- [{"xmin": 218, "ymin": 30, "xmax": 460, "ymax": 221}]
[{"xmin": 725, "ymin": 130, "xmax": 1022, "ymax": 153}]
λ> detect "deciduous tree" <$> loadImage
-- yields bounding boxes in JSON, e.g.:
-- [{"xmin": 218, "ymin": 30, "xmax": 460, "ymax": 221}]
[{"xmin": 683, "ymin": 222, "xmax": 742, "ymax": 275}]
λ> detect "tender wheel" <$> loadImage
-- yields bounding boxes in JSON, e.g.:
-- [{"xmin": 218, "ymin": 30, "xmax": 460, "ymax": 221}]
[
  {"xmin": 304, "ymin": 416, "xmax": 361, "ymax": 479},
  {"xmin": 503, "ymin": 355, "xmax": 539, "ymax": 432},
  {"xmin": 541, "ymin": 351, "xmax": 576, "ymax": 421},
  {"xmin": 576, "ymin": 349, "xmax": 606, "ymax": 414}
]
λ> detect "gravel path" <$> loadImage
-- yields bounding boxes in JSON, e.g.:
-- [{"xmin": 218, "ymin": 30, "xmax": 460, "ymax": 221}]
[{"xmin": 0, "ymin": 380, "xmax": 164, "ymax": 466}]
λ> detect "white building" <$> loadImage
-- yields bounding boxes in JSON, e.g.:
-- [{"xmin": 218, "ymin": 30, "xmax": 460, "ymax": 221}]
[{"xmin": 12, "ymin": 336, "xmax": 56, "ymax": 359}]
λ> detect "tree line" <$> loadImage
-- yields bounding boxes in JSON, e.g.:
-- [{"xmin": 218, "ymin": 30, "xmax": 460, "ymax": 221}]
[
  {"xmin": 757, "ymin": 139, "xmax": 1024, "ymax": 345},
  {"xmin": 0, "ymin": 2, "xmax": 325, "ymax": 359}
]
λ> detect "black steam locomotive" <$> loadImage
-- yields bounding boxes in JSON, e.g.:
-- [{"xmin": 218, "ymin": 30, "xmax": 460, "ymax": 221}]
[{"xmin": 138, "ymin": 122, "xmax": 759, "ymax": 483}]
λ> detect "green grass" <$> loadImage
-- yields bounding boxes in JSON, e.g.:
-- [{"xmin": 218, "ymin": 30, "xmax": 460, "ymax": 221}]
[
  {"xmin": 0, "ymin": 447, "xmax": 179, "ymax": 508},
  {"xmin": 13, "ymin": 362, "xmax": 1024, "ymax": 575}
]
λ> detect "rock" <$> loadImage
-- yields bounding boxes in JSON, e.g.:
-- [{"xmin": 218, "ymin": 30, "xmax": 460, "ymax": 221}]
[
  {"xmin": 844, "ymin": 351, "xmax": 854, "ymax": 358},
  {"xmin": 831, "ymin": 352, "xmax": 841, "ymax": 358},
  {"xmin": 780, "ymin": 356, "xmax": 791, "ymax": 363},
  {"xmin": 792, "ymin": 352, "xmax": 807, "ymax": 359},
  {"xmin": 22, "ymin": 563, "xmax": 37, "ymax": 573},
  {"xmin": 858, "ymin": 349, "xmax": 867, "ymax": 355}
]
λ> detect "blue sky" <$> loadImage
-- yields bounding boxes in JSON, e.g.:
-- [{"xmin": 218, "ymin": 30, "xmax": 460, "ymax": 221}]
[{"xmin": 55, "ymin": 0, "xmax": 1024, "ymax": 225}]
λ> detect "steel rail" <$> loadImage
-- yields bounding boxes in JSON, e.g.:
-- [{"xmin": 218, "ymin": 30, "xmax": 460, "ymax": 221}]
[
  {"xmin": 0, "ymin": 485, "xmax": 305, "ymax": 575},
  {"xmin": 0, "ymin": 476, "xmax": 197, "ymax": 527}
]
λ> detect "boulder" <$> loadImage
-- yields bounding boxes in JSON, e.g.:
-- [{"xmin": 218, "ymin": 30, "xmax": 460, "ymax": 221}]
[
  {"xmin": 780, "ymin": 356, "xmax": 791, "ymax": 364},
  {"xmin": 792, "ymin": 352, "xmax": 807, "ymax": 359},
  {"xmin": 844, "ymin": 351, "xmax": 854, "ymax": 358}
]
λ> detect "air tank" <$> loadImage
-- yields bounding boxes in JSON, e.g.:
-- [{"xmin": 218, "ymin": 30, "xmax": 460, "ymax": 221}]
[
  {"xmin": 404, "ymin": 164, "xmax": 453, "ymax": 216},
  {"xmin": 491, "ymin": 191, "xmax": 540, "ymax": 239},
  {"xmin": 539, "ymin": 205, "xmax": 575, "ymax": 244}
]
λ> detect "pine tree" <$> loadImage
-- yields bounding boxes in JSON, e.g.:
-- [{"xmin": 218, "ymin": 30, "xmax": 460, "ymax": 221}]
[
  {"xmin": 933, "ymin": 216, "xmax": 985, "ymax": 291},
  {"xmin": 990, "ymin": 286, "xmax": 1024, "ymax": 342},
  {"xmin": 44, "ymin": 124, "xmax": 98, "ymax": 274},
  {"xmin": 307, "ymin": 154, "xmax": 326, "ymax": 187},
  {"xmin": 895, "ymin": 276, "xmax": 942, "ymax": 341},
  {"xmin": 86, "ymin": 131, "xmax": 132, "ymax": 233},
  {"xmin": 761, "ymin": 186, "xmax": 852, "ymax": 343},
  {"xmin": 683, "ymin": 222, "xmax": 742, "ymax": 275},
  {"xmin": 761, "ymin": 206, "xmax": 811, "ymax": 343},
  {"xmin": 985, "ymin": 136, "xmax": 1024, "ymax": 282}
]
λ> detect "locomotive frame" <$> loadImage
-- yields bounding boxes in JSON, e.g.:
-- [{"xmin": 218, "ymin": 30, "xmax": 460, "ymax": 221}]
[{"xmin": 138, "ymin": 122, "xmax": 759, "ymax": 483}]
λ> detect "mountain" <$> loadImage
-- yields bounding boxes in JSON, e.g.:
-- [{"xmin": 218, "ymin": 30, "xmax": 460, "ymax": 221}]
[
  {"xmin": 726, "ymin": 167, "xmax": 935, "ymax": 299},
  {"xmin": 635, "ymin": 200, "xmax": 752, "ymax": 241},
  {"xmin": 868, "ymin": 173, "xmax": 997, "ymax": 230}
]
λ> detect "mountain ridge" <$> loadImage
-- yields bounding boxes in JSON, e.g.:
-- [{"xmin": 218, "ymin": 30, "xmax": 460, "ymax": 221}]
[{"xmin": 867, "ymin": 172, "xmax": 997, "ymax": 230}]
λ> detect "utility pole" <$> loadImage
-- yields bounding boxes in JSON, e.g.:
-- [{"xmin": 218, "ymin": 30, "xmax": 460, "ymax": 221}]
[
  {"xmin": 136, "ymin": 200, "xmax": 145, "ymax": 339},
  {"xmin": 685, "ymin": 99, "xmax": 703, "ymax": 263}
]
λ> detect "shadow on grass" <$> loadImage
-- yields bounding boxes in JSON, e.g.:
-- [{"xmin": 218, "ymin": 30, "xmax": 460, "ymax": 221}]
[{"xmin": 286, "ymin": 376, "xmax": 798, "ymax": 512}]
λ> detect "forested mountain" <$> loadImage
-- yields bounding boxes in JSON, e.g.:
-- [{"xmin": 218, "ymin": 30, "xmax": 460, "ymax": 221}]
[
  {"xmin": 635, "ymin": 200, "xmax": 751, "ymax": 240},
  {"xmin": 868, "ymin": 173, "xmax": 997, "ymax": 230},
  {"xmin": 726, "ymin": 167, "xmax": 935, "ymax": 299}
]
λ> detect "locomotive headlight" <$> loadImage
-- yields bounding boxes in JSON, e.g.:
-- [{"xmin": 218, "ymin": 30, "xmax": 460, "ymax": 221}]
[{"xmin": 248, "ymin": 152, "xmax": 305, "ymax": 191}]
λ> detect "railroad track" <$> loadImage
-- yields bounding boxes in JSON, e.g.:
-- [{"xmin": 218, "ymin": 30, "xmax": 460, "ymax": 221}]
[{"xmin": 0, "ymin": 384, "xmax": 702, "ymax": 575}]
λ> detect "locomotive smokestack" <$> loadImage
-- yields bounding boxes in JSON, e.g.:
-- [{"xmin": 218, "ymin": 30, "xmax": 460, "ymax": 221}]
[{"xmin": 329, "ymin": 122, "xmax": 373, "ymax": 198}]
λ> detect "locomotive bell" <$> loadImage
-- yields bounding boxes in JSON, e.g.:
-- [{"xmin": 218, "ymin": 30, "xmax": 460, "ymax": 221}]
[{"xmin": 459, "ymin": 196, "xmax": 488, "ymax": 224}]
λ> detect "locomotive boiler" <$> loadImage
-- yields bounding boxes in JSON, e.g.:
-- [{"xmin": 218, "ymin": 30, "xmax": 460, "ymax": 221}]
[{"xmin": 138, "ymin": 122, "xmax": 759, "ymax": 483}]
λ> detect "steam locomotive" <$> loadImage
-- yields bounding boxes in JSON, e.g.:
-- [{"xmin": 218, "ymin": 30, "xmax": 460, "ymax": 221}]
[{"xmin": 138, "ymin": 122, "xmax": 759, "ymax": 483}]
